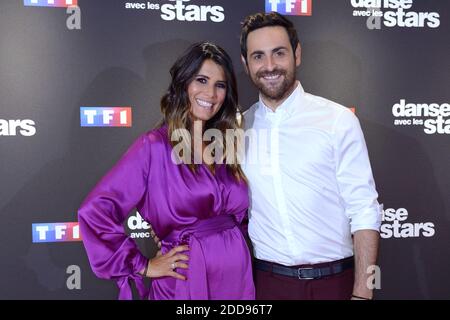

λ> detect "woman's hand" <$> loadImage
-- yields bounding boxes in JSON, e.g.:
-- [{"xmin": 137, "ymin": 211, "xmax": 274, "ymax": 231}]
[{"xmin": 142, "ymin": 245, "xmax": 190, "ymax": 280}]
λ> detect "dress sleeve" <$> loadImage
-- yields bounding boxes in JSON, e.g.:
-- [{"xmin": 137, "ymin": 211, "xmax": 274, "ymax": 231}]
[
  {"xmin": 333, "ymin": 109, "xmax": 382, "ymax": 234},
  {"xmin": 78, "ymin": 134, "xmax": 150, "ymax": 299}
]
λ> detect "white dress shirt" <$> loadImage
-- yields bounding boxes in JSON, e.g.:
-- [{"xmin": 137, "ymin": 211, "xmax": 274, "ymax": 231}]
[{"xmin": 242, "ymin": 81, "xmax": 381, "ymax": 266}]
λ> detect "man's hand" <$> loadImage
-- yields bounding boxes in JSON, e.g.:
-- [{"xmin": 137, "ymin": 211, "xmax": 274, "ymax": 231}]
[{"xmin": 352, "ymin": 229, "xmax": 379, "ymax": 300}]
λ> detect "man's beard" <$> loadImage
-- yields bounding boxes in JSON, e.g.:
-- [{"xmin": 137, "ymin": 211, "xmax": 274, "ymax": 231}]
[{"xmin": 252, "ymin": 67, "xmax": 296, "ymax": 102}]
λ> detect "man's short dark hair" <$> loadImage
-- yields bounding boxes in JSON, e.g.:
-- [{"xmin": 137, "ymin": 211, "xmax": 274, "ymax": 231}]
[{"xmin": 240, "ymin": 12, "xmax": 300, "ymax": 64}]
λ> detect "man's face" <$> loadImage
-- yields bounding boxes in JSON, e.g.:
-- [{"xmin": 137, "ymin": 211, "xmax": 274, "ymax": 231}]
[{"xmin": 243, "ymin": 26, "xmax": 301, "ymax": 106}]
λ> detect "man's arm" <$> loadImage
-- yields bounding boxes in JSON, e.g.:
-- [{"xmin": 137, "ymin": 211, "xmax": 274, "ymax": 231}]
[
  {"xmin": 352, "ymin": 229, "xmax": 379, "ymax": 299},
  {"xmin": 333, "ymin": 108, "xmax": 382, "ymax": 299}
]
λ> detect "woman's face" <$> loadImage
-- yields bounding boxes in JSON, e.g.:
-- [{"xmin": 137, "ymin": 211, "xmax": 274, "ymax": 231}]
[{"xmin": 188, "ymin": 59, "xmax": 227, "ymax": 124}]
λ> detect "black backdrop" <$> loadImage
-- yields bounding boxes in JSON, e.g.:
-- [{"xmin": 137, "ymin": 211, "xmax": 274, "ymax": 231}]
[{"xmin": 0, "ymin": 0, "xmax": 449, "ymax": 299}]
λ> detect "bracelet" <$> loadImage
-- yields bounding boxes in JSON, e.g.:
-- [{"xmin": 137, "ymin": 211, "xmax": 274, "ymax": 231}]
[
  {"xmin": 351, "ymin": 294, "xmax": 372, "ymax": 300},
  {"xmin": 143, "ymin": 262, "xmax": 149, "ymax": 278}
]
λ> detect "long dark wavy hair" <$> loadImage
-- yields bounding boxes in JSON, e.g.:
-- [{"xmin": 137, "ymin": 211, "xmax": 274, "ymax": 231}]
[{"xmin": 160, "ymin": 42, "xmax": 246, "ymax": 181}]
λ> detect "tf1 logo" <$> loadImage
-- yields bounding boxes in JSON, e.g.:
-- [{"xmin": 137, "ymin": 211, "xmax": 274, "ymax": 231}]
[
  {"xmin": 265, "ymin": 0, "xmax": 312, "ymax": 16},
  {"xmin": 24, "ymin": 0, "xmax": 78, "ymax": 7},
  {"xmin": 80, "ymin": 107, "xmax": 132, "ymax": 127},
  {"xmin": 32, "ymin": 222, "xmax": 81, "ymax": 243}
]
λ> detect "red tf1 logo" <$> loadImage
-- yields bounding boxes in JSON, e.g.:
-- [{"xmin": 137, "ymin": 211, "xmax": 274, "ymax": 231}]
[
  {"xmin": 265, "ymin": 0, "xmax": 312, "ymax": 16},
  {"xmin": 32, "ymin": 222, "xmax": 81, "ymax": 243},
  {"xmin": 24, "ymin": 0, "xmax": 78, "ymax": 7},
  {"xmin": 80, "ymin": 107, "xmax": 132, "ymax": 127}
]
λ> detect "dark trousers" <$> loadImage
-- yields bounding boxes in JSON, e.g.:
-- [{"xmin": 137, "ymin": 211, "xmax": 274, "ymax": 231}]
[{"xmin": 254, "ymin": 258, "xmax": 354, "ymax": 300}]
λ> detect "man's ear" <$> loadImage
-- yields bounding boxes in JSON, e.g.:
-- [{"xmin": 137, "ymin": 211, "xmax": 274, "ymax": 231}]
[
  {"xmin": 241, "ymin": 55, "xmax": 249, "ymax": 74},
  {"xmin": 295, "ymin": 42, "xmax": 301, "ymax": 67}
]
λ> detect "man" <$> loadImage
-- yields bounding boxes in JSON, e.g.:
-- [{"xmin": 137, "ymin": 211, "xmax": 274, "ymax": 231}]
[{"xmin": 240, "ymin": 12, "xmax": 381, "ymax": 300}]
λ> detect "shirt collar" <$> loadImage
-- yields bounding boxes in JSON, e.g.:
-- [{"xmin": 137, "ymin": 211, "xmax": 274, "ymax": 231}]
[{"xmin": 258, "ymin": 81, "xmax": 305, "ymax": 118}]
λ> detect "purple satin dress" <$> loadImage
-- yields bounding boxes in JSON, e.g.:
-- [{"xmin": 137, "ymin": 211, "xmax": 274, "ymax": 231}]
[{"xmin": 78, "ymin": 125, "xmax": 255, "ymax": 300}]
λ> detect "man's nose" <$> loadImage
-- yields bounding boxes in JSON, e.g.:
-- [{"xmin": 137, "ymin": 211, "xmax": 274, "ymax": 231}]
[{"xmin": 264, "ymin": 56, "xmax": 276, "ymax": 71}]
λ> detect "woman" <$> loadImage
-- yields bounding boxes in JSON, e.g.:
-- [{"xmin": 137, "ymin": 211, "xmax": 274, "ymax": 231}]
[{"xmin": 78, "ymin": 42, "xmax": 255, "ymax": 300}]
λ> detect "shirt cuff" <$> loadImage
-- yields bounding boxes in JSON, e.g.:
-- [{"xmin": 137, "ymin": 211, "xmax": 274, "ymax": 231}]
[{"xmin": 349, "ymin": 206, "xmax": 382, "ymax": 234}]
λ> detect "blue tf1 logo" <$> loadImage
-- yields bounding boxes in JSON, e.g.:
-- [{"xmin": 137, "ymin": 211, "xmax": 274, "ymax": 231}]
[
  {"xmin": 80, "ymin": 107, "xmax": 132, "ymax": 127},
  {"xmin": 32, "ymin": 222, "xmax": 81, "ymax": 243},
  {"xmin": 265, "ymin": 0, "xmax": 312, "ymax": 16},
  {"xmin": 24, "ymin": 0, "xmax": 78, "ymax": 7}
]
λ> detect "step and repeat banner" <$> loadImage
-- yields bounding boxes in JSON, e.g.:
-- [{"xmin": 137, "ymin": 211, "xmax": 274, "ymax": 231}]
[{"xmin": 0, "ymin": 0, "xmax": 448, "ymax": 299}]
